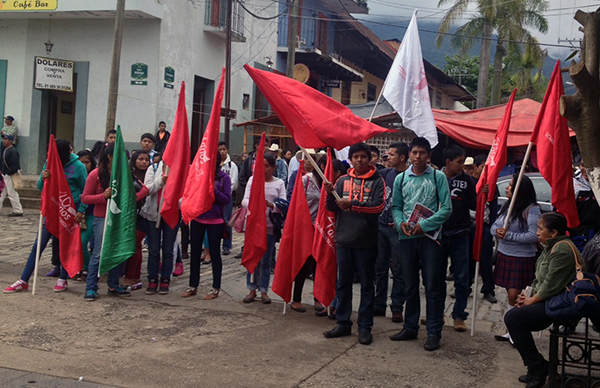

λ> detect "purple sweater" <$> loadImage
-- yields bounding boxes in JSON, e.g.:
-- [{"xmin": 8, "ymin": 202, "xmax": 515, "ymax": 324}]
[{"xmin": 195, "ymin": 170, "xmax": 232, "ymax": 221}]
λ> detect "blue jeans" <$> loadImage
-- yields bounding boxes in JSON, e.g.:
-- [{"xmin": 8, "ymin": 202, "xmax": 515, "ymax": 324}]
[
  {"xmin": 335, "ymin": 246, "xmax": 377, "ymax": 331},
  {"xmin": 442, "ymin": 232, "xmax": 470, "ymax": 321},
  {"xmin": 86, "ymin": 217, "xmax": 121, "ymax": 292},
  {"xmin": 246, "ymin": 234, "xmax": 276, "ymax": 293},
  {"xmin": 21, "ymin": 220, "xmax": 53, "ymax": 282},
  {"xmin": 374, "ymin": 225, "xmax": 406, "ymax": 313},
  {"xmin": 399, "ymin": 237, "xmax": 445, "ymax": 338},
  {"xmin": 222, "ymin": 200, "xmax": 233, "ymax": 250},
  {"xmin": 145, "ymin": 218, "xmax": 179, "ymax": 280}
]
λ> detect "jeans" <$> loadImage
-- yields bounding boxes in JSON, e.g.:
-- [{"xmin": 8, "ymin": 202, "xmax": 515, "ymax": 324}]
[
  {"xmin": 469, "ymin": 224, "xmax": 495, "ymax": 295},
  {"xmin": 400, "ymin": 237, "xmax": 445, "ymax": 339},
  {"xmin": 246, "ymin": 234, "xmax": 276, "ymax": 293},
  {"xmin": 442, "ymin": 232, "xmax": 470, "ymax": 321},
  {"xmin": 335, "ymin": 246, "xmax": 377, "ymax": 331},
  {"xmin": 86, "ymin": 217, "xmax": 121, "ymax": 292},
  {"xmin": 21, "ymin": 220, "xmax": 53, "ymax": 282},
  {"xmin": 180, "ymin": 220, "xmax": 190, "ymax": 250},
  {"xmin": 374, "ymin": 225, "xmax": 406, "ymax": 313},
  {"xmin": 190, "ymin": 221, "xmax": 224, "ymax": 289},
  {"xmin": 505, "ymin": 302, "xmax": 553, "ymax": 368},
  {"xmin": 145, "ymin": 217, "xmax": 179, "ymax": 280},
  {"xmin": 222, "ymin": 200, "xmax": 233, "ymax": 250}
]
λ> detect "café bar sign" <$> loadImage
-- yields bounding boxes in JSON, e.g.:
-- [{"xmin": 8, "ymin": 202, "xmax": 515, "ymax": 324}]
[
  {"xmin": 34, "ymin": 57, "xmax": 74, "ymax": 92},
  {"xmin": 0, "ymin": 1, "xmax": 58, "ymax": 11}
]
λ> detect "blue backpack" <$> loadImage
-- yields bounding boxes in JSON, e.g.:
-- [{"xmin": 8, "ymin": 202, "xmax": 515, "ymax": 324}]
[{"xmin": 545, "ymin": 241, "xmax": 600, "ymax": 322}]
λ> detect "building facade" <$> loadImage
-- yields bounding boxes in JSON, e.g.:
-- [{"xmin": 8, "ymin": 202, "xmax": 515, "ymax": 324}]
[{"xmin": 0, "ymin": 0, "xmax": 278, "ymax": 173}]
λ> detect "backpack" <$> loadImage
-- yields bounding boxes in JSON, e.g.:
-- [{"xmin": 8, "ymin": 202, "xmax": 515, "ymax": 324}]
[{"xmin": 545, "ymin": 240, "xmax": 600, "ymax": 322}]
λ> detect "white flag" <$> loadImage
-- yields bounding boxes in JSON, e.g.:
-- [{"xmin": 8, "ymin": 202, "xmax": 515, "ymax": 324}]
[{"xmin": 382, "ymin": 10, "xmax": 438, "ymax": 147}]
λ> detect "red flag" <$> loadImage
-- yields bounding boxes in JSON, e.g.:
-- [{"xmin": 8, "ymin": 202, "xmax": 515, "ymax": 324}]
[
  {"xmin": 312, "ymin": 149, "xmax": 337, "ymax": 306},
  {"xmin": 272, "ymin": 161, "xmax": 314, "ymax": 303},
  {"xmin": 180, "ymin": 69, "xmax": 226, "ymax": 224},
  {"xmin": 41, "ymin": 135, "xmax": 83, "ymax": 278},
  {"xmin": 160, "ymin": 81, "xmax": 191, "ymax": 229},
  {"xmin": 473, "ymin": 89, "xmax": 517, "ymax": 262},
  {"xmin": 244, "ymin": 65, "xmax": 393, "ymax": 149},
  {"xmin": 530, "ymin": 61, "xmax": 579, "ymax": 228},
  {"xmin": 241, "ymin": 133, "xmax": 267, "ymax": 274}
]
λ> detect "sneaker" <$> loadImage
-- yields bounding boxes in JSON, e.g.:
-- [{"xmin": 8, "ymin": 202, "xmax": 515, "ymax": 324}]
[
  {"xmin": 173, "ymin": 262, "xmax": 184, "ymax": 277},
  {"xmin": 146, "ymin": 279, "xmax": 158, "ymax": 295},
  {"xmin": 54, "ymin": 279, "xmax": 68, "ymax": 293},
  {"xmin": 8, "ymin": 212, "xmax": 23, "ymax": 217},
  {"xmin": 3, "ymin": 279, "xmax": 29, "ymax": 293},
  {"xmin": 84, "ymin": 290, "xmax": 98, "ymax": 301},
  {"xmin": 483, "ymin": 293, "xmax": 498, "ymax": 303},
  {"xmin": 222, "ymin": 248, "xmax": 231, "ymax": 256},
  {"xmin": 158, "ymin": 278, "xmax": 170, "ymax": 295},
  {"xmin": 454, "ymin": 318, "xmax": 467, "ymax": 332},
  {"xmin": 107, "ymin": 287, "xmax": 131, "ymax": 298},
  {"xmin": 125, "ymin": 282, "xmax": 143, "ymax": 291},
  {"xmin": 45, "ymin": 266, "xmax": 61, "ymax": 277}
]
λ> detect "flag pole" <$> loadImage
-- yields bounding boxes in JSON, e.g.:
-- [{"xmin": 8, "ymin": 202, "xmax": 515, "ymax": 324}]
[
  {"xmin": 31, "ymin": 213, "xmax": 44, "ymax": 296},
  {"xmin": 502, "ymin": 142, "xmax": 534, "ymax": 229},
  {"xmin": 470, "ymin": 261, "xmax": 479, "ymax": 336},
  {"xmin": 155, "ymin": 166, "xmax": 170, "ymax": 228},
  {"xmin": 99, "ymin": 197, "xmax": 111, "ymax": 277},
  {"xmin": 283, "ymin": 302, "xmax": 287, "ymax": 315},
  {"xmin": 299, "ymin": 146, "xmax": 341, "ymax": 201},
  {"xmin": 367, "ymin": 78, "xmax": 388, "ymax": 122}
]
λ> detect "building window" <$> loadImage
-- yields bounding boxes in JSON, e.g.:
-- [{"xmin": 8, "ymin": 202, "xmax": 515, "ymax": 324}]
[
  {"xmin": 435, "ymin": 90, "xmax": 442, "ymax": 108},
  {"xmin": 367, "ymin": 83, "xmax": 376, "ymax": 102},
  {"xmin": 204, "ymin": 0, "xmax": 245, "ymax": 38}
]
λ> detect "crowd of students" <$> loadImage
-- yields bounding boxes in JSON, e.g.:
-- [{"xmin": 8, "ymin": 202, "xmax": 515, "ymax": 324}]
[{"xmin": 3, "ymin": 129, "xmax": 600, "ymax": 388}]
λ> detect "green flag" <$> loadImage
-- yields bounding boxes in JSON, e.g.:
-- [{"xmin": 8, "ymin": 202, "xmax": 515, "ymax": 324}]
[{"xmin": 100, "ymin": 126, "xmax": 137, "ymax": 274}]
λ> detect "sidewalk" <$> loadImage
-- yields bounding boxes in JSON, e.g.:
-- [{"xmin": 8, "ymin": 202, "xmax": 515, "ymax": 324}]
[{"xmin": 0, "ymin": 208, "xmax": 544, "ymax": 388}]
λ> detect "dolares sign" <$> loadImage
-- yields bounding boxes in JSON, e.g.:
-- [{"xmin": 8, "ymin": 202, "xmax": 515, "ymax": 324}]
[
  {"xmin": 34, "ymin": 57, "xmax": 74, "ymax": 92},
  {"xmin": 0, "ymin": 1, "xmax": 58, "ymax": 11}
]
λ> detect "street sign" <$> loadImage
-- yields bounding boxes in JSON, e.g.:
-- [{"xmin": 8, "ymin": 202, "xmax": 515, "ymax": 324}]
[
  {"xmin": 131, "ymin": 63, "xmax": 148, "ymax": 86},
  {"xmin": 33, "ymin": 57, "xmax": 74, "ymax": 92}
]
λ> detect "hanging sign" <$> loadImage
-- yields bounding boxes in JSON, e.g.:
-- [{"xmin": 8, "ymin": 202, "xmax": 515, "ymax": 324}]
[
  {"xmin": 164, "ymin": 66, "xmax": 174, "ymax": 89},
  {"xmin": 0, "ymin": 1, "xmax": 58, "ymax": 11},
  {"xmin": 131, "ymin": 63, "xmax": 148, "ymax": 85},
  {"xmin": 33, "ymin": 56, "xmax": 74, "ymax": 92},
  {"xmin": 323, "ymin": 79, "xmax": 341, "ymax": 88}
]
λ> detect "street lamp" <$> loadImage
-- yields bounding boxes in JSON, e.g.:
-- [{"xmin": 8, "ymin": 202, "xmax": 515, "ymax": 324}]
[
  {"xmin": 265, "ymin": 56, "xmax": 273, "ymax": 69},
  {"xmin": 45, "ymin": 40, "xmax": 54, "ymax": 55}
]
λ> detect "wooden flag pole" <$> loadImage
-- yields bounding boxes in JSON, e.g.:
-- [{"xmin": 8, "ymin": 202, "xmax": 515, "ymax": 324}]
[
  {"xmin": 31, "ymin": 214, "xmax": 44, "ymax": 296},
  {"xmin": 367, "ymin": 78, "xmax": 388, "ymax": 122},
  {"xmin": 98, "ymin": 197, "xmax": 111, "ymax": 278},
  {"xmin": 502, "ymin": 142, "xmax": 535, "ymax": 229},
  {"xmin": 155, "ymin": 165, "xmax": 170, "ymax": 228},
  {"xmin": 470, "ymin": 261, "xmax": 480, "ymax": 336},
  {"xmin": 299, "ymin": 147, "xmax": 341, "ymax": 201}
]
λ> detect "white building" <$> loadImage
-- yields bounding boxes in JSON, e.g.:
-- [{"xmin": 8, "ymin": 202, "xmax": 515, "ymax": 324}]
[{"xmin": 0, "ymin": 0, "xmax": 277, "ymax": 173}]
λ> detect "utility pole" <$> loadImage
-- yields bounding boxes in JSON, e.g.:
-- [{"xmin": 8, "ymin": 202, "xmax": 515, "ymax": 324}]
[
  {"xmin": 106, "ymin": 0, "xmax": 126, "ymax": 134},
  {"xmin": 286, "ymin": 0, "xmax": 299, "ymax": 77},
  {"xmin": 224, "ymin": 0, "xmax": 233, "ymax": 146}
]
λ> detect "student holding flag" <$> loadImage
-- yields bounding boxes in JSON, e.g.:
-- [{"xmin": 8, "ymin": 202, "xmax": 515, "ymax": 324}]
[
  {"xmin": 3, "ymin": 139, "xmax": 87, "ymax": 294},
  {"xmin": 181, "ymin": 152, "xmax": 231, "ymax": 299},
  {"xmin": 82, "ymin": 141, "xmax": 148, "ymax": 301},
  {"xmin": 242, "ymin": 153, "xmax": 286, "ymax": 304}
]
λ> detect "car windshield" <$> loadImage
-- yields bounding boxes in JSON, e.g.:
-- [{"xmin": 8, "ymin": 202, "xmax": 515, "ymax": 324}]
[{"xmin": 497, "ymin": 176, "xmax": 552, "ymax": 204}]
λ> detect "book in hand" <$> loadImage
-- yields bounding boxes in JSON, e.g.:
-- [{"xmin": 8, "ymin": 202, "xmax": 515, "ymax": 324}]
[{"xmin": 407, "ymin": 203, "xmax": 441, "ymax": 241}]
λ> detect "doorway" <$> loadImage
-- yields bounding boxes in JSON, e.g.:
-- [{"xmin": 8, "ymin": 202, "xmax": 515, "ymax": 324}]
[
  {"xmin": 191, "ymin": 75, "xmax": 214, "ymax": 161},
  {"xmin": 45, "ymin": 74, "xmax": 77, "ymax": 146}
]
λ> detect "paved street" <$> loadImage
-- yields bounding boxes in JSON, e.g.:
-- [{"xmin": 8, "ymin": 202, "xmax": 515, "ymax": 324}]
[{"xmin": 0, "ymin": 207, "xmax": 547, "ymax": 387}]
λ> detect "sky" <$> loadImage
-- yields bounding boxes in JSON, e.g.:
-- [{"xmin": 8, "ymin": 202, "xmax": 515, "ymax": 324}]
[{"xmin": 360, "ymin": 0, "xmax": 599, "ymax": 58}]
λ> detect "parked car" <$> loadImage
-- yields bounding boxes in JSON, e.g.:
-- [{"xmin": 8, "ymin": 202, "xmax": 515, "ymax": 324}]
[{"xmin": 496, "ymin": 172, "xmax": 553, "ymax": 213}]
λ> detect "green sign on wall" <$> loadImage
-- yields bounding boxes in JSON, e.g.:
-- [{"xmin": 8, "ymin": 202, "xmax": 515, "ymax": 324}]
[
  {"xmin": 164, "ymin": 66, "xmax": 174, "ymax": 89},
  {"xmin": 131, "ymin": 63, "xmax": 148, "ymax": 86}
]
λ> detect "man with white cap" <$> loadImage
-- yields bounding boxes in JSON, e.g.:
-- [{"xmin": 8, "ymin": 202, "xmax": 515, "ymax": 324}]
[
  {"xmin": 463, "ymin": 156, "xmax": 475, "ymax": 176},
  {"xmin": 0, "ymin": 134, "xmax": 23, "ymax": 216},
  {"xmin": 269, "ymin": 143, "xmax": 288, "ymax": 185}
]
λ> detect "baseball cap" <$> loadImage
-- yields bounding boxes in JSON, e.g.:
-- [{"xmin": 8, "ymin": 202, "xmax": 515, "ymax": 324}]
[
  {"xmin": 1, "ymin": 134, "xmax": 15, "ymax": 141},
  {"xmin": 4, "ymin": 116, "xmax": 14, "ymax": 121},
  {"xmin": 464, "ymin": 157, "xmax": 475, "ymax": 166}
]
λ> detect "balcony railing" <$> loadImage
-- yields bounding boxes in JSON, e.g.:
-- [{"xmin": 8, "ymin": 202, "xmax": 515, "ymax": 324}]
[{"xmin": 204, "ymin": 0, "xmax": 245, "ymax": 41}]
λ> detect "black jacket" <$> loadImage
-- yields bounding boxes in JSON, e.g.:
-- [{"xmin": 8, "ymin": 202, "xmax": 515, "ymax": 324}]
[
  {"xmin": 1, "ymin": 146, "xmax": 20, "ymax": 176},
  {"xmin": 443, "ymin": 171, "xmax": 477, "ymax": 234},
  {"xmin": 326, "ymin": 166, "xmax": 385, "ymax": 248},
  {"xmin": 154, "ymin": 130, "xmax": 171, "ymax": 153}
]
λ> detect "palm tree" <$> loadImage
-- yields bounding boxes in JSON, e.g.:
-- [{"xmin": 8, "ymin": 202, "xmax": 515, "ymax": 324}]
[{"xmin": 437, "ymin": 0, "xmax": 548, "ymax": 107}]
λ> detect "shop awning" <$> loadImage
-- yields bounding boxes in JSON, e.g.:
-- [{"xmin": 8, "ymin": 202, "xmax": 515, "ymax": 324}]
[{"xmin": 432, "ymin": 98, "xmax": 575, "ymax": 149}]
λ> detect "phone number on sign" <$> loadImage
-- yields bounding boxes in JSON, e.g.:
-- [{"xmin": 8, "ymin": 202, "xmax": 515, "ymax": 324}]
[{"xmin": 35, "ymin": 83, "xmax": 72, "ymax": 91}]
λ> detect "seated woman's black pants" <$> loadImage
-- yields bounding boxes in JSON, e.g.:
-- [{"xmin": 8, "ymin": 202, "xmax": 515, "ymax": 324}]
[{"xmin": 505, "ymin": 302, "xmax": 554, "ymax": 368}]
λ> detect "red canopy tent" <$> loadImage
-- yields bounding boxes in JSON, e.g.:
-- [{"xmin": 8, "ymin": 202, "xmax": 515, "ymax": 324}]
[{"xmin": 431, "ymin": 98, "xmax": 575, "ymax": 149}]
